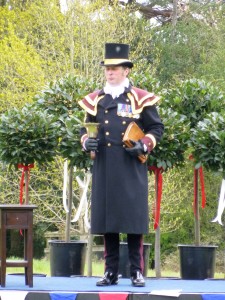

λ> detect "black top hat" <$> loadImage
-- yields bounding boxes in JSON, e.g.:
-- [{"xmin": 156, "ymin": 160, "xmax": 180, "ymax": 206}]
[{"xmin": 100, "ymin": 43, "xmax": 133, "ymax": 68}]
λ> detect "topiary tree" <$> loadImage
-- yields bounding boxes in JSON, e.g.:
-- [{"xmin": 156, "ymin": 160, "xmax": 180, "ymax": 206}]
[
  {"xmin": 130, "ymin": 72, "xmax": 190, "ymax": 277},
  {"xmin": 35, "ymin": 74, "xmax": 97, "ymax": 242},
  {"xmin": 147, "ymin": 107, "xmax": 189, "ymax": 277},
  {"xmin": 0, "ymin": 104, "xmax": 60, "ymax": 204},
  {"xmin": 161, "ymin": 78, "xmax": 224, "ymax": 246}
]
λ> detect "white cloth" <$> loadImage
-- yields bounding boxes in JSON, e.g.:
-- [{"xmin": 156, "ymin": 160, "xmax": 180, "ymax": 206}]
[
  {"xmin": 104, "ymin": 78, "xmax": 129, "ymax": 99},
  {"xmin": 211, "ymin": 179, "xmax": 225, "ymax": 225}
]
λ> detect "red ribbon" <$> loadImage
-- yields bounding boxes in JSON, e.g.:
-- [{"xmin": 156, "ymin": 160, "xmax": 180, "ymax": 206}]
[
  {"xmin": 18, "ymin": 164, "xmax": 34, "ymax": 204},
  {"xmin": 149, "ymin": 166, "xmax": 163, "ymax": 230},
  {"xmin": 193, "ymin": 166, "xmax": 206, "ymax": 216},
  {"xmin": 199, "ymin": 167, "xmax": 206, "ymax": 208},
  {"xmin": 189, "ymin": 155, "xmax": 206, "ymax": 216}
]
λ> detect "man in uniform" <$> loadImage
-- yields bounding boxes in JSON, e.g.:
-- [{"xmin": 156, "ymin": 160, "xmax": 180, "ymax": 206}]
[{"xmin": 79, "ymin": 43, "xmax": 164, "ymax": 287}]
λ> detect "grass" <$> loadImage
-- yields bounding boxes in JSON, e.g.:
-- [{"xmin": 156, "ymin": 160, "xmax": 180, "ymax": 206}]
[
  {"xmin": 6, "ymin": 257, "xmax": 50, "ymax": 276},
  {"xmin": 6, "ymin": 258, "xmax": 225, "ymax": 279}
]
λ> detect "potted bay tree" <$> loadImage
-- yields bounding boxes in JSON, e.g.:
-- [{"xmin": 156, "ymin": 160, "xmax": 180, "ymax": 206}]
[
  {"xmin": 34, "ymin": 74, "xmax": 97, "ymax": 277},
  {"xmin": 161, "ymin": 78, "xmax": 224, "ymax": 279},
  {"xmin": 130, "ymin": 72, "xmax": 189, "ymax": 278},
  {"xmin": 184, "ymin": 111, "xmax": 225, "ymax": 279},
  {"xmin": 147, "ymin": 107, "xmax": 189, "ymax": 277}
]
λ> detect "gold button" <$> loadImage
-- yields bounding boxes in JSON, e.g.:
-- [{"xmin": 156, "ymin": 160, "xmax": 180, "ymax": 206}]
[
  {"xmin": 121, "ymin": 132, "xmax": 124, "ymax": 136},
  {"xmin": 126, "ymin": 99, "xmax": 129, "ymax": 102},
  {"xmin": 122, "ymin": 144, "xmax": 126, "ymax": 148},
  {"xmin": 105, "ymin": 110, "xmax": 108, "ymax": 113},
  {"xmin": 122, "ymin": 121, "xmax": 126, "ymax": 125},
  {"xmin": 107, "ymin": 143, "xmax": 111, "ymax": 147},
  {"xmin": 105, "ymin": 120, "xmax": 109, "ymax": 124},
  {"xmin": 106, "ymin": 132, "xmax": 109, "ymax": 136}
]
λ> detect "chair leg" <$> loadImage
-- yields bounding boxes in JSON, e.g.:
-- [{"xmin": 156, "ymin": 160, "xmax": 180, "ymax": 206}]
[
  {"xmin": 25, "ymin": 267, "xmax": 28, "ymax": 285},
  {"xmin": 0, "ymin": 265, "xmax": 6, "ymax": 287}
]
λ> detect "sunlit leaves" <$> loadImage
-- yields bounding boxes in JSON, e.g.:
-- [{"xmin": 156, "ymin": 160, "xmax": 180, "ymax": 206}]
[
  {"xmin": 190, "ymin": 112, "xmax": 225, "ymax": 176},
  {"xmin": 0, "ymin": 104, "xmax": 60, "ymax": 166},
  {"xmin": 148, "ymin": 108, "xmax": 189, "ymax": 171}
]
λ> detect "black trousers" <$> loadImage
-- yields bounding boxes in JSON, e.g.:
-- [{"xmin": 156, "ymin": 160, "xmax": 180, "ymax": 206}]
[{"xmin": 104, "ymin": 233, "xmax": 144, "ymax": 276}]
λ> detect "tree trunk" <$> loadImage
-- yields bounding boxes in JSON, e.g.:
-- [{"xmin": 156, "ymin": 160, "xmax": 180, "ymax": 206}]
[
  {"xmin": 194, "ymin": 169, "xmax": 200, "ymax": 246},
  {"xmin": 154, "ymin": 171, "xmax": 161, "ymax": 278},
  {"xmin": 25, "ymin": 169, "xmax": 29, "ymax": 204},
  {"xmin": 172, "ymin": 0, "xmax": 178, "ymax": 27},
  {"xmin": 65, "ymin": 165, "xmax": 73, "ymax": 242}
]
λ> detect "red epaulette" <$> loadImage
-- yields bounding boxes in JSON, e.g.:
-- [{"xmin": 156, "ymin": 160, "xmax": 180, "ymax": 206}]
[
  {"xmin": 78, "ymin": 90, "xmax": 103, "ymax": 116},
  {"xmin": 128, "ymin": 87, "xmax": 160, "ymax": 114}
]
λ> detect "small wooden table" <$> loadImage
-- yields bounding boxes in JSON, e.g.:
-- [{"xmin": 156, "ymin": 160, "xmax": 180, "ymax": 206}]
[{"xmin": 0, "ymin": 204, "xmax": 37, "ymax": 287}]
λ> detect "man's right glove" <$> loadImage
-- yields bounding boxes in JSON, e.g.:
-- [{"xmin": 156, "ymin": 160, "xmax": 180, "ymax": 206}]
[{"xmin": 84, "ymin": 138, "xmax": 98, "ymax": 151}]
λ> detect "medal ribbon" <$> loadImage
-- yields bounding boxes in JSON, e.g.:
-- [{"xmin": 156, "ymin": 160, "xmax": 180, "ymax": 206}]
[
  {"xmin": 18, "ymin": 163, "xmax": 34, "ymax": 204},
  {"xmin": 149, "ymin": 166, "xmax": 163, "ymax": 229}
]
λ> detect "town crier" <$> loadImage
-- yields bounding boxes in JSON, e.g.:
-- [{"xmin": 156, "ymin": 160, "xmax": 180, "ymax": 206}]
[{"xmin": 79, "ymin": 43, "xmax": 164, "ymax": 287}]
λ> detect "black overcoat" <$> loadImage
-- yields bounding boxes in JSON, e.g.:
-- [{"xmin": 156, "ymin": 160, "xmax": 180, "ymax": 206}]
[{"xmin": 79, "ymin": 85, "xmax": 164, "ymax": 234}]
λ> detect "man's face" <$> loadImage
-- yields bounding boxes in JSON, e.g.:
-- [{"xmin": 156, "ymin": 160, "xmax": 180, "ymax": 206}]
[{"xmin": 104, "ymin": 66, "xmax": 130, "ymax": 86}]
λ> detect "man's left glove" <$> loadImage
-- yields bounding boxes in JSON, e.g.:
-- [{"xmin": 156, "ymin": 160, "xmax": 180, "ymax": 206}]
[{"xmin": 125, "ymin": 140, "xmax": 145, "ymax": 157}]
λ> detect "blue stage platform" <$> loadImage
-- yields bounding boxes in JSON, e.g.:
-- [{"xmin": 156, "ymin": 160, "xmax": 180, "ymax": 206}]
[{"xmin": 0, "ymin": 275, "xmax": 225, "ymax": 300}]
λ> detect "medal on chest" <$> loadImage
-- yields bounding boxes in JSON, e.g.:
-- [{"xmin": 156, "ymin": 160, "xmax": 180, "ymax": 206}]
[{"xmin": 117, "ymin": 103, "xmax": 140, "ymax": 119}]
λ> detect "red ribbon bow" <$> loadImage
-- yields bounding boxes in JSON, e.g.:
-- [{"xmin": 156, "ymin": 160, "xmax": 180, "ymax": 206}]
[
  {"xmin": 149, "ymin": 166, "xmax": 163, "ymax": 230},
  {"xmin": 18, "ymin": 164, "xmax": 34, "ymax": 204}
]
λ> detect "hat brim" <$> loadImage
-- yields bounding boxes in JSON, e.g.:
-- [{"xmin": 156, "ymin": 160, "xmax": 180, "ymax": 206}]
[{"xmin": 100, "ymin": 59, "xmax": 133, "ymax": 68}]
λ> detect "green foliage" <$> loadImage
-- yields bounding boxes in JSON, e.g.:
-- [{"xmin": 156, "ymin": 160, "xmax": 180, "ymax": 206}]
[
  {"xmin": 35, "ymin": 74, "xmax": 97, "ymax": 168},
  {"xmin": 0, "ymin": 7, "xmax": 45, "ymax": 110},
  {"xmin": 15, "ymin": 0, "xmax": 69, "ymax": 78},
  {"xmin": 148, "ymin": 108, "xmax": 189, "ymax": 171},
  {"xmin": 161, "ymin": 78, "xmax": 224, "ymax": 128},
  {"xmin": 0, "ymin": 104, "xmax": 60, "ymax": 166},
  {"xmin": 153, "ymin": 13, "xmax": 225, "ymax": 86},
  {"xmin": 35, "ymin": 74, "xmax": 97, "ymax": 119},
  {"xmin": 130, "ymin": 71, "xmax": 161, "ymax": 94},
  {"xmin": 65, "ymin": 0, "xmax": 159, "ymax": 79},
  {"xmin": 59, "ymin": 116, "xmax": 92, "ymax": 169},
  {"xmin": 130, "ymin": 71, "xmax": 190, "ymax": 171},
  {"xmin": 193, "ymin": 8, "xmax": 225, "ymax": 89},
  {"xmin": 190, "ymin": 112, "xmax": 225, "ymax": 176},
  {"xmin": 160, "ymin": 77, "xmax": 225, "ymax": 175}
]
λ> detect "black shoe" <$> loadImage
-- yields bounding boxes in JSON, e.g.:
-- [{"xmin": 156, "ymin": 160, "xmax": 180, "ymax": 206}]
[
  {"xmin": 131, "ymin": 271, "xmax": 145, "ymax": 287},
  {"xmin": 96, "ymin": 272, "xmax": 119, "ymax": 286}
]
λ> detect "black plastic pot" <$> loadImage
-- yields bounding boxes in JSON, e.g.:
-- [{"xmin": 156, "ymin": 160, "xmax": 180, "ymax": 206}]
[
  {"xmin": 178, "ymin": 244, "xmax": 217, "ymax": 280},
  {"xmin": 119, "ymin": 242, "xmax": 151, "ymax": 278},
  {"xmin": 49, "ymin": 240, "xmax": 87, "ymax": 277}
]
